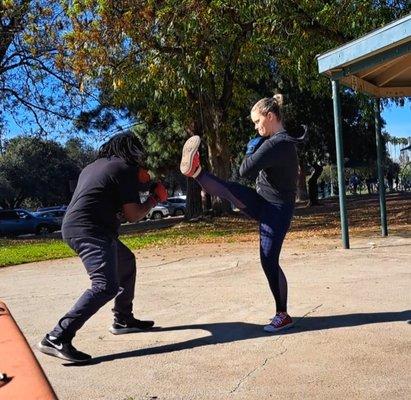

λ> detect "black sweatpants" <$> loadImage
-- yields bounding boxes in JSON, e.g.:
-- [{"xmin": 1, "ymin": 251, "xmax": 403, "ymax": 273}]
[{"xmin": 50, "ymin": 236, "xmax": 136, "ymax": 341}]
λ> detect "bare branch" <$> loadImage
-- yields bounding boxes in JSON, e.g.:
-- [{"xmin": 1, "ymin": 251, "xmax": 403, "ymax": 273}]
[
  {"xmin": 2, "ymin": 87, "xmax": 73, "ymax": 120},
  {"xmin": 26, "ymin": 58, "xmax": 79, "ymax": 89},
  {"xmin": 0, "ymin": 59, "xmax": 31, "ymax": 74},
  {"xmin": 0, "ymin": 0, "xmax": 31, "ymax": 63}
]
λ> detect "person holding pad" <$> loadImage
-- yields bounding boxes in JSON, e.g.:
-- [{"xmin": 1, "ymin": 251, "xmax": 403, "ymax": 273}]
[{"xmin": 38, "ymin": 132, "xmax": 167, "ymax": 363}]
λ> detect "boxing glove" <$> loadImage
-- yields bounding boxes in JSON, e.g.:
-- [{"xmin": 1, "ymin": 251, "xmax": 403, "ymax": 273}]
[
  {"xmin": 137, "ymin": 168, "xmax": 151, "ymax": 184},
  {"xmin": 149, "ymin": 182, "xmax": 168, "ymax": 203},
  {"xmin": 245, "ymin": 136, "xmax": 265, "ymax": 156}
]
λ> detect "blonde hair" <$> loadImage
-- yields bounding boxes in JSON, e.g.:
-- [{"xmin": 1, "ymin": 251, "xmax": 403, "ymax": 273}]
[{"xmin": 251, "ymin": 94, "xmax": 284, "ymax": 120}]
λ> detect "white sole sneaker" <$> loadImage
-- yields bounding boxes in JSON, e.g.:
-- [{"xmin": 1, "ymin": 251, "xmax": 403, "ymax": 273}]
[
  {"xmin": 180, "ymin": 135, "xmax": 201, "ymax": 176},
  {"xmin": 38, "ymin": 342, "xmax": 70, "ymax": 361},
  {"xmin": 37, "ymin": 342, "xmax": 90, "ymax": 363},
  {"xmin": 109, "ymin": 326, "xmax": 145, "ymax": 335}
]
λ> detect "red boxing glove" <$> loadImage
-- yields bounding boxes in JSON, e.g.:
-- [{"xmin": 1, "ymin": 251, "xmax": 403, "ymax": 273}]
[
  {"xmin": 137, "ymin": 168, "xmax": 151, "ymax": 184},
  {"xmin": 150, "ymin": 182, "xmax": 168, "ymax": 203}
]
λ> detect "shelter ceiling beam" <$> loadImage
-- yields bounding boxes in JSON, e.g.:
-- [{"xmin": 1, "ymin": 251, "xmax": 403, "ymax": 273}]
[
  {"xmin": 373, "ymin": 54, "xmax": 411, "ymax": 86},
  {"xmin": 340, "ymin": 75, "xmax": 411, "ymax": 97},
  {"xmin": 379, "ymin": 86, "xmax": 411, "ymax": 97},
  {"xmin": 357, "ymin": 59, "xmax": 396, "ymax": 79},
  {"xmin": 340, "ymin": 76, "xmax": 381, "ymax": 96}
]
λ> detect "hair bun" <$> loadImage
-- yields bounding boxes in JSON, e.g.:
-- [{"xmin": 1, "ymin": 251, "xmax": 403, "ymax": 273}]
[{"xmin": 273, "ymin": 94, "xmax": 283, "ymax": 107}]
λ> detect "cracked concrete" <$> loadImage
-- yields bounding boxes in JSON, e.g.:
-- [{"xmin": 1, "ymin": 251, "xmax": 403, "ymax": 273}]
[
  {"xmin": 0, "ymin": 235, "xmax": 410, "ymax": 400},
  {"xmin": 230, "ymin": 339, "xmax": 288, "ymax": 394}
]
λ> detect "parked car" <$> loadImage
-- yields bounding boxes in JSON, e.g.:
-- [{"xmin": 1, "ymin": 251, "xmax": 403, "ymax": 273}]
[
  {"xmin": 145, "ymin": 204, "xmax": 170, "ymax": 220},
  {"xmin": 160, "ymin": 196, "xmax": 186, "ymax": 216},
  {"xmin": 0, "ymin": 209, "xmax": 60, "ymax": 237},
  {"xmin": 36, "ymin": 205, "xmax": 67, "ymax": 212},
  {"xmin": 32, "ymin": 209, "xmax": 66, "ymax": 227}
]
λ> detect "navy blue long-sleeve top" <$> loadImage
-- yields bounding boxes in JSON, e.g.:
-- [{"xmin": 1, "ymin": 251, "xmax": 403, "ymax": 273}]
[{"xmin": 239, "ymin": 131, "xmax": 303, "ymax": 205}]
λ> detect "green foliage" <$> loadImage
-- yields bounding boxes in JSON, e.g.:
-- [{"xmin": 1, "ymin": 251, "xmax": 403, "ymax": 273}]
[
  {"xmin": 0, "ymin": 136, "xmax": 82, "ymax": 208},
  {"xmin": 133, "ymin": 121, "xmax": 187, "ymax": 174},
  {"xmin": 65, "ymin": 137, "xmax": 97, "ymax": 169},
  {"xmin": 57, "ymin": 1, "xmax": 278, "ymax": 168},
  {"xmin": 385, "ymin": 133, "xmax": 409, "ymax": 147},
  {"xmin": 264, "ymin": 1, "xmax": 410, "ymax": 92},
  {"xmin": 60, "ymin": 1, "xmax": 409, "ymax": 155},
  {"xmin": 399, "ymin": 163, "xmax": 411, "ymax": 184}
]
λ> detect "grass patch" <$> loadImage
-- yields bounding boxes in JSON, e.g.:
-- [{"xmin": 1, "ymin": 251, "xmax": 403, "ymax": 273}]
[
  {"xmin": 1, "ymin": 192, "xmax": 409, "ymax": 267},
  {"xmin": 0, "ymin": 221, "xmax": 256, "ymax": 267},
  {"xmin": 121, "ymin": 222, "xmax": 250, "ymax": 249},
  {"xmin": 0, "ymin": 239, "xmax": 75, "ymax": 267}
]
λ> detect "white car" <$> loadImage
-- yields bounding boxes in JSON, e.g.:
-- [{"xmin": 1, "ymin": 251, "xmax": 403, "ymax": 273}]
[{"xmin": 145, "ymin": 204, "xmax": 170, "ymax": 220}]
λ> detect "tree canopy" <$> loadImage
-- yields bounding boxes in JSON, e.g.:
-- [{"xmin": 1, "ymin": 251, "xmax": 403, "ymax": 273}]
[
  {"xmin": 1, "ymin": 1, "xmax": 409, "ymax": 213},
  {"xmin": 0, "ymin": 135, "xmax": 93, "ymax": 208},
  {"xmin": 0, "ymin": 0, "xmax": 104, "ymax": 135}
]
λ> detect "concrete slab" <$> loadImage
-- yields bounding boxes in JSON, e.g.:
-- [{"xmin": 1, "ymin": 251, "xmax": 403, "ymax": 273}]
[{"xmin": 0, "ymin": 235, "xmax": 410, "ymax": 400}]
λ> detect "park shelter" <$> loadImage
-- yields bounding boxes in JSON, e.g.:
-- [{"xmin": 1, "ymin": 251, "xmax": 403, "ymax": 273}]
[{"xmin": 317, "ymin": 14, "xmax": 411, "ymax": 249}]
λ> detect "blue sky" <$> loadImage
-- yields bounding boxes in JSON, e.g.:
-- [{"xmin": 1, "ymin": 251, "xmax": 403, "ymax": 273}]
[
  {"xmin": 3, "ymin": 100, "xmax": 410, "ymax": 148},
  {"xmin": 381, "ymin": 100, "xmax": 410, "ymax": 139}
]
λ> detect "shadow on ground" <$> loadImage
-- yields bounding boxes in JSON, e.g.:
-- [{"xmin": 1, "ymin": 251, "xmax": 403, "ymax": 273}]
[{"xmin": 64, "ymin": 310, "xmax": 411, "ymax": 367}]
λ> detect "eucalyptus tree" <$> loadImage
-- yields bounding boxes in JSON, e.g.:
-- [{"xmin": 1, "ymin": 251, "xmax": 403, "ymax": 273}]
[{"xmin": 56, "ymin": 0, "xmax": 409, "ymax": 213}]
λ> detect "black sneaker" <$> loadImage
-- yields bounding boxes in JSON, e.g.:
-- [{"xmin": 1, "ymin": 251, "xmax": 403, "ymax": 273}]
[
  {"xmin": 109, "ymin": 317, "xmax": 155, "ymax": 335},
  {"xmin": 37, "ymin": 334, "xmax": 91, "ymax": 363}
]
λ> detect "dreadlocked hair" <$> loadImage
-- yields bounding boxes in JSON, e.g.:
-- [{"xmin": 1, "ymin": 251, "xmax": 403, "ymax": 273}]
[{"xmin": 98, "ymin": 131, "xmax": 146, "ymax": 166}]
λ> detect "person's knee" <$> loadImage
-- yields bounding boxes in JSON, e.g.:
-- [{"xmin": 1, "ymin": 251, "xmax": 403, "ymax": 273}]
[
  {"xmin": 119, "ymin": 246, "xmax": 137, "ymax": 268},
  {"xmin": 128, "ymin": 254, "xmax": 136, "ymax": 268},
  {"xmin": 123, "ymin": 254, "xmax": 137, "ymax": 274},
  {"xmin": 260, "ymin": 241, "xmax": 281, "ymax": 265},
  {"xmin": 260, "ymin": 236, "xmax": 275, "ymax": 256},
  {"xmin": 91, "ymin": 281, "xmax": 119, "ymax": 300}
]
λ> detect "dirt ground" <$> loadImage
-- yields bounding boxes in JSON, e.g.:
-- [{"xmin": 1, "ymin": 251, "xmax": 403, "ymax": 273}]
[{"xmin": 1, "ymin": 229, "xmax": 410, "ymax": 400}]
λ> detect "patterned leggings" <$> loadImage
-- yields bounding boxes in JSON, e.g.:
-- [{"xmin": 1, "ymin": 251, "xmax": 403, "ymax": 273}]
[{"xmin": 196, "ymin": 171, "xmax": 294, "ymax": 312}]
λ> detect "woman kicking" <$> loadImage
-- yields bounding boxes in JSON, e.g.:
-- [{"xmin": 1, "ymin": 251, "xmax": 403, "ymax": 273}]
[{"xmin": 180, "ymin": 95, "xmax": 305, "ymax": 332}]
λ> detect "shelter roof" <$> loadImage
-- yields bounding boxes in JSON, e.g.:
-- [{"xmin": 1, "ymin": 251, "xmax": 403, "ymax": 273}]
[{"xmin": 317, "ymin": 14, "xmax": 411, "ymax": 97}]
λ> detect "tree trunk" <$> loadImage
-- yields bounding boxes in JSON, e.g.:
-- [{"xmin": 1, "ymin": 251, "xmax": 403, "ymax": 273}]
[
  {"xmin": 296, "ymin": 160, "xmax": 308, "ymax": 202},
  {"xmin": 307, "ymin": 164, "xmax": 323, "ymax": 206},
  {"xmin": 202, "ymin": 192, "xmax": 212, "ymax": 212},
  {"xmin": 205, "ymin": 112, "xmax": 232, "ymax": 215},
  {"xmin": 184, "ymin": 177, "xmax": 202, "ymax": 220}
]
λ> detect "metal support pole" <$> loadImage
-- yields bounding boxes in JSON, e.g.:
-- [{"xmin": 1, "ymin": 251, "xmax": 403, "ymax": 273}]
[
  {"xmin": 374, "ymin": 98, "xmax": 388, "ymax": 237},
  {"xmin": 331, "ymin": 79, "xmax": 350, "ymax": 249}
]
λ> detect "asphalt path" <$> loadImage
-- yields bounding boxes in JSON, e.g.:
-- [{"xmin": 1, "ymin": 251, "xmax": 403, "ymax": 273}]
[{"xmin": 1, "ymin": 234, "xmax": 410, "ymax": 399}]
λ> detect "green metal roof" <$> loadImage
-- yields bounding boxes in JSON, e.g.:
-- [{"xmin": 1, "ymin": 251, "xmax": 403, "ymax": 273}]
[{"xmin": 317, "ymin": 14, "xmax": 411, "ymax": 97}]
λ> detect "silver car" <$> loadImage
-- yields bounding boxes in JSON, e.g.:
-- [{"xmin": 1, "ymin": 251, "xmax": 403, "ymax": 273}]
[
  {"xmin": 145, "ymin": 204, "xmax": 170, "ymax": 220},
  {"xmin": 160, "ymin": 196, "xmax": 186, "ymax": 216}
]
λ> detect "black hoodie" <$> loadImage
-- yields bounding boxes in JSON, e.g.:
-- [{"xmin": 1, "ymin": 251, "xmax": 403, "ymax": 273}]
[{"xmin": 239, "ymin": 130, "xmax": 306, "ymax": 205}]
